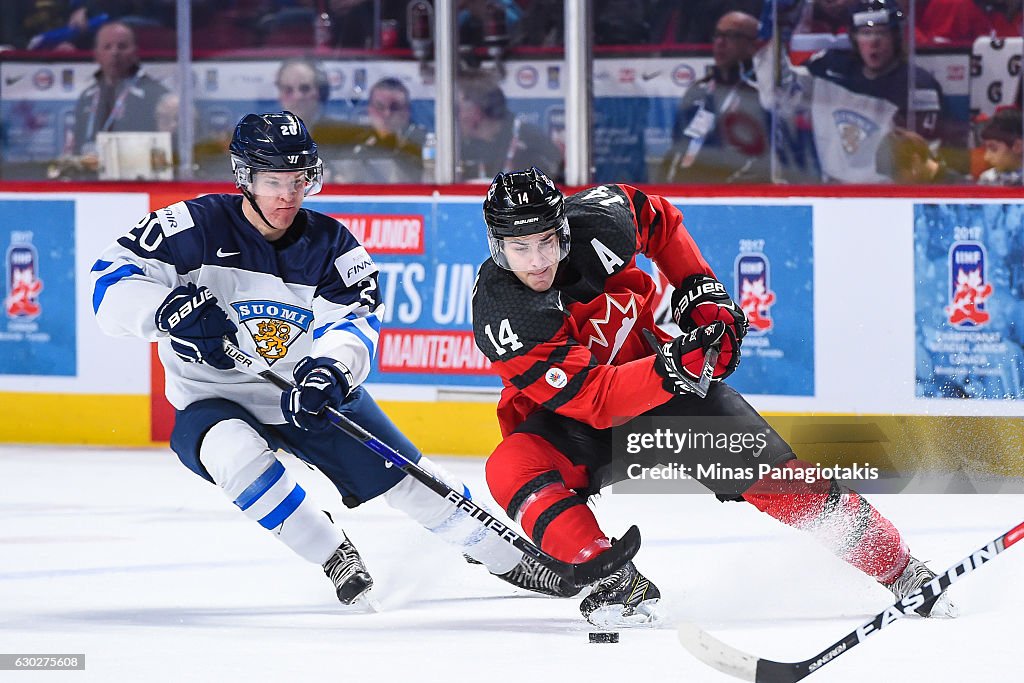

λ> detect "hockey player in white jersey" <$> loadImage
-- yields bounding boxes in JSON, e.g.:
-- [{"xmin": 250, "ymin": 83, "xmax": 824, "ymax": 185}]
[{"xmin": 91, "ymin": 112, "xmax": 571, "ymax": 605}]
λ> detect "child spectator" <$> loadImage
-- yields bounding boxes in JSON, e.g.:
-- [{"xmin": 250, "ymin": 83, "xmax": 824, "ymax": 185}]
[{"xmin": 977, "ymin": 107, "xmax": 1023, "ymax": 186}]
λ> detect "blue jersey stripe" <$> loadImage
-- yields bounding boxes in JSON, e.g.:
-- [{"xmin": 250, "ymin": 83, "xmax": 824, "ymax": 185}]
[
  {"xmin": 91, "ymin": 259, "xmax": 113, "ymax": 272},
  {"xmin": 233, "ymin": 460, "xmax": 285, "ymax": 511},
  {"xmin": 258, "ymin": 484, "xmax": 306, "ymax": 530},
  {"xmin": 313, "ymin": 315, "xmax": 380, "ymax": 360},
  {"xmin": 92, "ymin": 263, "xmax": 144, "ymax": 313}
]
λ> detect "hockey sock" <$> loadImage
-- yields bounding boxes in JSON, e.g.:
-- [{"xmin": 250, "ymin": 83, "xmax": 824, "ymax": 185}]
[
  {"xmin": 200, "ymin": 419, "xmax": 344, "ymax": 564},
  {"xmin": 742, "ymin": 459, "xmax": 909, "ymax": 583},
  {"xmin": 487, "ymin": 432, "xmax": 609, "ymax": 564},
  {"xmin": 384, "ymin": 456, "xmax": 522, "ymax": 575}
]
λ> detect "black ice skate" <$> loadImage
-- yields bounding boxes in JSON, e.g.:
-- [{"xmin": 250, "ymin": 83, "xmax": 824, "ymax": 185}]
[
  {"xmin": 495, "ymin": 557, "xmax": 580, "ymax": 597},
  {"xmin": 323, "ymin": 535, "xmax": 373, "ymax": 605},
  {"xmin": 579, "ymin": 561, "xmax": 662, "ymax": 627},
  {"xmin": 883, "ymin": 556, "xmax": 958, "ymax": 618}
]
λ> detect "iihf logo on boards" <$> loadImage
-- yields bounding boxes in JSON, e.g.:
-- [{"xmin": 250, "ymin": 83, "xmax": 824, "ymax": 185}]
[
  {"xmin": 230, "ymin": 300, "xmax": 313, "ymax": 365},
  {"xmin": 735, "ymin": 252, "xmax": 775, "ymax": 334},
  {"xmin": 5, "ymin": 233, "xmax": 44, "ymax": 321},
  {"xmin": 947, "ymin": 241, "xmax": 993, "ymax": 327}
]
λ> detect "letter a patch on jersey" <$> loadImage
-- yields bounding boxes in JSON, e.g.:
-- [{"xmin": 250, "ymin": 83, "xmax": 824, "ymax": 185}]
[{"xmin": 230, "ymin": 300, "xmax": 313, "ymax": 365}]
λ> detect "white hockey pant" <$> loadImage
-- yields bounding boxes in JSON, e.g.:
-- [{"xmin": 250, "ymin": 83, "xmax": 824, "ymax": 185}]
[
  {"xmin": 199, "ymin": 419, "xmax": 344, "ymax": 564},
  {"xmin": 384, "ymin": 456, "xmax": 522, "ymax": 574}
]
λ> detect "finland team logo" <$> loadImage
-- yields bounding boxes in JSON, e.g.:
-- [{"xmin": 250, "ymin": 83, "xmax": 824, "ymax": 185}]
[
  {"xmin": 735, "ymin": 253, "xmax": 775, "ymax": 335},
  {"xmin": 833, "ymin": 110, "xmax": 880, "ymax": 155},
  {"xmin": 5, "ymin": 238, "xmax": 43, "ymax": 321},
  {"xmin": 947, "ymin": 241, "xmax": 992, "ymax": 328},
  {"xmin": 230, "ymin": 300, "xmax": 313, "ymax": 364}
]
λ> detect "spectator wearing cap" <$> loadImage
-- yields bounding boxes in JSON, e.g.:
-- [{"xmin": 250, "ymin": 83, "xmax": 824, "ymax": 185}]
[
  {"xmin": 805, "ymin": 0, "xmax": 952, "ymax": 152},
  {"xmin": 977, "ymin": 107, "xmax": 1023, "ymax": 186}
]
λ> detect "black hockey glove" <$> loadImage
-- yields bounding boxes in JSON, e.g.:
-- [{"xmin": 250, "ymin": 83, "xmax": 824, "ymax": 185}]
[
  {"xmin": 282, "ymin": 356, "xmax": 354, "ymax": 431},
  {"xmin": 671, "ymin": 273, "xmax": 747, "ymax": 380},
  {"xmin": 155, "ymin": 283, "xmax": 238, "ymax": 370},
  {"xmin": 652, "ymin": 322, "xmax": 726, "ymax": 396}
]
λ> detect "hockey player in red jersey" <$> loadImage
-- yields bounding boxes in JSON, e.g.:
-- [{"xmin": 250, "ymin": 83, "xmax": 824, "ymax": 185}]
[{"xmin": 471, "ymin": 168, "xmax": 956, "ymax": 626}]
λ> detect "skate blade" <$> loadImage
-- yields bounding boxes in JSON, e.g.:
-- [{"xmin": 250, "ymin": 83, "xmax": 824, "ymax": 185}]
[
  {"xmin": 585, "ymin": 598, "xmax": 665, "ymax": 628},
  {"xmin": 929, "ymin": 592, "xmax": 959, "ymax": 619},
  {"xmin": 338, "ymin": 589, "xmax": 380, "ymax": 613}
]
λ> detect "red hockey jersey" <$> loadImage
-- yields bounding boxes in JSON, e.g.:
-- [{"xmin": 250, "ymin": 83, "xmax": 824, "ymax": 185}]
[{"xmin": 472, "ymin": 184, "xmax": 715, "ymax": 435}]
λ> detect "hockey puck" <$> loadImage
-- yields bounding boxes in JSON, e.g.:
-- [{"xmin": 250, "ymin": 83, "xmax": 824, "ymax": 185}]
[{"xmin": 588, "ymin": 631, "xmax": 619, "ymax": 643}]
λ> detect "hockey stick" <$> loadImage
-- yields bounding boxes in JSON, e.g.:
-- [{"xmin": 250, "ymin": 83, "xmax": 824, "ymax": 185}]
[
  {"xmin": 677, "ymin": 520, "xmax": 1024, "ymax": 682},
  {"xmin": 642, "ymin": 328, "xmax": 718, "ymax": 399},
  {"xmin": 221, "ymin": 339, "xmax": 641, "ymax": 588}
]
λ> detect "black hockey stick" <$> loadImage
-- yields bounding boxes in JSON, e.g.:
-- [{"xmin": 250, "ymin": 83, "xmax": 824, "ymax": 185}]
[
  {"xmin": 221, "ymin": 339, "xmax": 641, "ymax": 588},
  {"xmin": 677, "ymin": 520, "xmax": 1024, "ymax": 682},
  {"xmin": 642, "ymin": 328, "xmax": 718, "ymax": 399}
]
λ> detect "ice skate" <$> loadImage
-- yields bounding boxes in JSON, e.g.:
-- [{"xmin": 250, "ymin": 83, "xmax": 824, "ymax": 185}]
[
  {"xmin": 495, "ymin": 556, "xmax": 580, "ymax": 597},
  {"xmin": 323, "ymin": 535, "xmax": 373, "ymax": 605},
  {"xmin": 884, "ymin": 556, "xmax": 958, "ymax": 618},
  {"xmin": 579, "ymin": 561, "xmax": 662, "ymax": 627}
]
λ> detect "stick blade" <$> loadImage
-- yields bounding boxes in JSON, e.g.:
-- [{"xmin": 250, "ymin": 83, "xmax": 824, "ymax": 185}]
[
  {"xmin": 677, "ymin": 623, "xmax": 759, "ymax": 682},
  {"xmin": 569, "ymin": 524, "xmax": 642, "ymax": 587}
]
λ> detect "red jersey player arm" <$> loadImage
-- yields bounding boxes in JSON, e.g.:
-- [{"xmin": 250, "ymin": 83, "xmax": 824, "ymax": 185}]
[
  {"xmin": 490, "ymin": 322, "xmax": 673, "ymax": 430},
  {"xmin": 618, "ymin": 184, "xmax": 715, "ymax": 285}
]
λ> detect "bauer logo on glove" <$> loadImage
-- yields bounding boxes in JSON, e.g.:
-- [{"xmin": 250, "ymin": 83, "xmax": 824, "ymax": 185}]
[
  {"xmin": 671, "ymin": 273, "xmax": 746, "ymax": 380},
  {"xmin": 155, "ymin": 282, "xmax": 238, "ymax": 370}
]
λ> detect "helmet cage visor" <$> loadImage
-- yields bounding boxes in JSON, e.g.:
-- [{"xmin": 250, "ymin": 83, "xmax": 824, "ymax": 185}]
[
  {"xmin": 488, "ymin": 219, "xmax": 571, "ymax": 271},
  {"xmin": 233, "ymin": 156, "xmax": 323, "ymax": 197}
]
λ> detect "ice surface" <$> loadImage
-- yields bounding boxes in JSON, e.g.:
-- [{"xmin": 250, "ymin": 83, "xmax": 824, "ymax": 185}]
[{"xmin": 1, "ymin": 445, "xmax": 1021, "ymax": 682}]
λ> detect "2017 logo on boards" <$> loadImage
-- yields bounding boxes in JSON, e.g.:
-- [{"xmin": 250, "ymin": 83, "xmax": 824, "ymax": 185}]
[
  {"xmin": 230, "ymin": 300, "xmax": 313, "ymax": 364},
  {"xmin": 6, "ymin": 236, "xmax": 44, "ymax": 321},
  {"xmin": 947, "ymin": 241, "xmax": 992, "ymax": 327},
  {"xmin": 735, "ymin": 253, "xmax": 775, "ymax": 334}
]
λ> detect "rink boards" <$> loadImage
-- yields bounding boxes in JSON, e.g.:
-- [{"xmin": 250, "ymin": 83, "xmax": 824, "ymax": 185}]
[{"xmin": 1, "ymin": 184, "xmax": 1023, "ymax": 458}]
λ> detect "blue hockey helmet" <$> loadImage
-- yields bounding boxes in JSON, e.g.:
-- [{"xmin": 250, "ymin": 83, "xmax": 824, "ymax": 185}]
[{"xmin": 229, "ymin": 111, "xmax": 323, "ymax": 196}]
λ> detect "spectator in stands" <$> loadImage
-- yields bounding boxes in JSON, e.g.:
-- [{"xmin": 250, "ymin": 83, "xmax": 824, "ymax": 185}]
[
  {"xmin": 661, "ymin": 11, "xmax": 771, "ymax": 183},
  {"xmin": 272, "ymin": 57, "xmax": 364, "ymax": 179},
  {"xmin": 876, "ymin": 127, "xmax": 968, "ymax": 183},
  {"xmin": 806, "ymin": 0, "xmax": 950, "ymax": 148},
  {"xmin": 54, "ymin": 20, "xmax": 168, "ymax": 178},
  {"xmin": 918, "ymin": 0, "xmax": 1022, "ymax": 45},
  {"xmin": 977, "ymin": 107, "xmax": 1023, "ymax": 185},
  {"xmin": 455, "ymin": 71, "xmax": 562, "ymax": 182},
  {"xmin": 333, "ymin": 77, "xmax": 427, "ymax": 183}
]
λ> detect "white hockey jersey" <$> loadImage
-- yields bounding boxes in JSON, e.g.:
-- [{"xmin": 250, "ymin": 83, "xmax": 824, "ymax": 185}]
[
  {"xmin": 752, "ymin": 41, "xmax": 898, "ymax": 183},
  {"xmin": 91, "ymin": 193, "xmax": 382, "ymax": 423}
]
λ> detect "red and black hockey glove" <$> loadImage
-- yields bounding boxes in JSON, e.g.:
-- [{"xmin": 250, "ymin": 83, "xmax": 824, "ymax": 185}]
[
  {"xmin": 653, "ymin": 322, "xmax": 726, "ymax": 396},
  {"xmin": 671, "ymin": 274, "xmax": 747, "ymax": 380}
]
